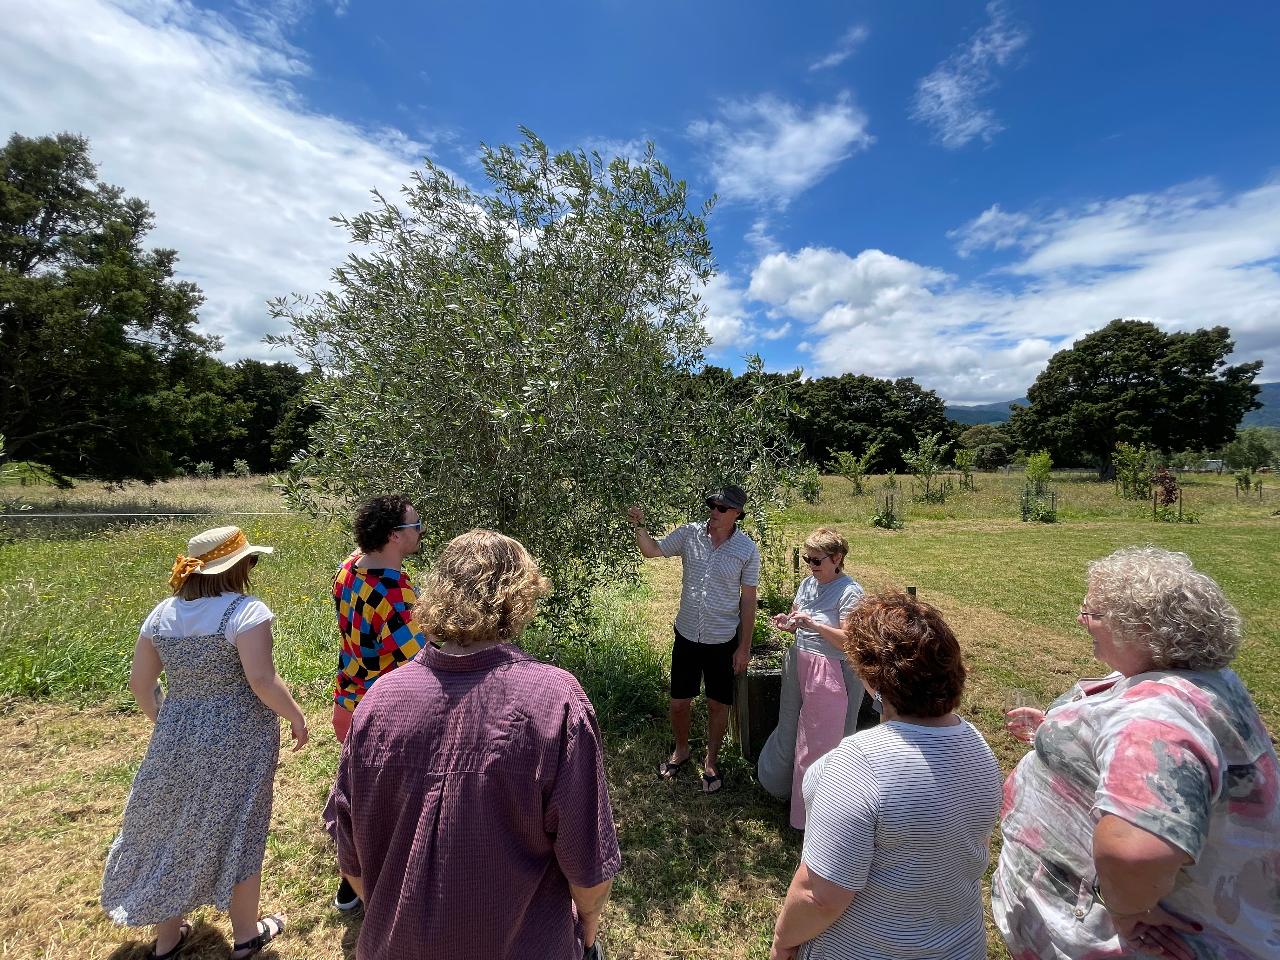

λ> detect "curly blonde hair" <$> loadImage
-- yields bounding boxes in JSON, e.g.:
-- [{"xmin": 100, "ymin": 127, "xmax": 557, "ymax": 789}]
[
  {"xmin": 414, "ymin": 530, "xmax": 551, "ymax": 648},
  {"xmin": 1087, "ymin": 546, "xmax": 1242, "ymax": 670}
]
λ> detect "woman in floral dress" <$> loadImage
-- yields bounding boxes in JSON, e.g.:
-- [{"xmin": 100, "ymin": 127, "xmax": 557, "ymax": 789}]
[
  {"xmin": 994, "ymin": 546, "xmax": 1280, "ymax": 960},
  {"xmin": 101, "ymin": 526, "xmax": 308, "ymax": 959}
]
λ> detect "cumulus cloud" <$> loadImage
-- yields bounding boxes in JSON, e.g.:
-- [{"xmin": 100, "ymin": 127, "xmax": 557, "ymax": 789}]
[
  {"xmin": 743, "ymin": 177, "xmax": 1280, "ymax": 401},
  {"xmin": 688, "ymin": 93, "xmax": 873, "ymax": 209},
  {"xmin": 697, "ymin": 273, "xmax": 754, "ymax": 351},
  {"xmin": 911, "ymin": 1, "xmax": 1028, "ymax": 149},
  {"xmin": 748, "ymin": 247, "xmax": 949, "ymax": 321},
  {"xmin": 0, "ymin": 0, "xmax": 426, "ymax": 361},
  {"xmin": 809, "ymin": 25, "xmax": 869, "ymax": 72}
]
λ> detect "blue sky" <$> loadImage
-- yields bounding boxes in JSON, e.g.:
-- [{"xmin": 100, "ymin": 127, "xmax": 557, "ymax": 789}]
[{"xmin": 3, "ymin": 1, "xmax": 1279, "ymax": 401}]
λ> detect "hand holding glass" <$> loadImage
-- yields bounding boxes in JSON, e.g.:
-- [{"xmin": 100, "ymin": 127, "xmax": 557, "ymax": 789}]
[{"xmin": 1004, "ymin": 688, "xmax": 1045, "ymax": 744}]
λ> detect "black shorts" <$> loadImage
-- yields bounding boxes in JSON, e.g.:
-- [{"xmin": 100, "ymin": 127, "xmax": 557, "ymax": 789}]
[{"xmin": 670, "ymin": 629, "xmax": 736, "ymax": 705}]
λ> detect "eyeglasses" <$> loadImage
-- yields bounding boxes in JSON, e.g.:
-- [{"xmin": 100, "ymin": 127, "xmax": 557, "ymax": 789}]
[
  {"xmin": 394, "ymin": 521, "xmax": 422, "ymax": 532},
  {"xmin": 1079, "ymin": 608, "xmax": 1103, "ymax": 620},
  {"xmin": 709, "ymin": 504, "xmax": 733, "ymax": 514},
  {"xmin": 801, "ymin": 555, "xmax": 828, "ymax": 566}
]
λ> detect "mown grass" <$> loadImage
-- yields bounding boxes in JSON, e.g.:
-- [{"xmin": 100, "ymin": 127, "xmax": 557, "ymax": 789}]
[{"xmin": 0, "ymin": 472, "xmax": 1276, "ymax": 959}]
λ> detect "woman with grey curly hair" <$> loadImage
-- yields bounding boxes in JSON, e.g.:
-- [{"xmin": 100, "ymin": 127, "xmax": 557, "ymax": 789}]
[
  {"xmin": 327, "ymin": 530, "xmax": 620, "ymax": 960},
  {"xmin": 993, "ymin": 546, "xmax": 1279, "ymax": 960}
]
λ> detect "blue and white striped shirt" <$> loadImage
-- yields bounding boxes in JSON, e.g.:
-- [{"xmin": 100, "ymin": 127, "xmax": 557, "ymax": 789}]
[
  {"xmin": 800, "ymin": 719, "xmax": 1003, "ymax": 960},
  {"xmin": 658, "ymin": 521, "xmax": 761, "ymax": 644}
]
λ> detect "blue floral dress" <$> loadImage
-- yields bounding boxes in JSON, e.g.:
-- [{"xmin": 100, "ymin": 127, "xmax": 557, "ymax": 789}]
[{"xmin": 102, "ymin": 594, "xmax": 279, "ymax": 925}]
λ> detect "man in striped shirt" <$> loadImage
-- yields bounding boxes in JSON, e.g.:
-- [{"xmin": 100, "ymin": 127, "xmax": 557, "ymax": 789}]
[{"xmin": 628, "ymin": 485, "xmax": 760, "ymax": 793}]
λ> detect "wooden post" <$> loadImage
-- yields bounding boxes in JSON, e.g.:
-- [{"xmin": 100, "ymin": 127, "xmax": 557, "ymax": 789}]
[{"xmin": 1178, "ymin": 487, "xmax": 1183, "ymax": 521}]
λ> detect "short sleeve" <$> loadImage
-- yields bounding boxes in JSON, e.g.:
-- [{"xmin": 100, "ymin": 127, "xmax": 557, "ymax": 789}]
[
  {"xmin": 741, "ymin": 544, "xmax": 761, "ymax": 588},
  {"xmin": 801, "ymin": 746, "xmax": 878, "ymax": 892},
  {"xmin": 545, "ymin": 693, "xmax": 622, "ymax": 888},
  {"xmin": 656, "ymin": 523, "xmax": 692, "ymax": 558},
  {"xmin": 228, "ymin": 598, "xmax": 274, "ymax": 643},
  {"xmin": 139, "ymin": 599, "xmax": 171, "ymax": 639},
  {"xmin": 1093, "ymin": 685, "xmax": 1224, "ymax": 861},
  {"xmin": 837, "ymin": 581, "xmax": 865, "ymax": 619}
]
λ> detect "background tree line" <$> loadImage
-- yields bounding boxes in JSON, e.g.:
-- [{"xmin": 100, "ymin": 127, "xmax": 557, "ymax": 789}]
[
  {"xmin": 2, "ymin": 131, "xmax": 1266, "ymax": 488},
  {"xmin": 1, "ymin": 132, "xmax": 316, "ymax": 482}
]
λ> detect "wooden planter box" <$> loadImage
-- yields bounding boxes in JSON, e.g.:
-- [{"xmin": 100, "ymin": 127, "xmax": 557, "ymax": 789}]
[{"xmin": 731, "ymin": 667, "xmax": 783, "ymax": 763}]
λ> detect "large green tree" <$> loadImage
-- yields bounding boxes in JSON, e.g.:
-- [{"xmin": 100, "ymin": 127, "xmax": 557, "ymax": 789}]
[
  {"xmin": 1010, "ymin": 319, "xmax": 1261, "ymax": 475},
  {"xmin": 0, "ymin": 132, "xmax": 216, "ymax": 480},
  {"xmin": 273, "ymin": 130, "xmax": 797, "ymax": 626},
  {"xmin": 789, "ymin": 374, "xmax": 950, "ymax": 471}
]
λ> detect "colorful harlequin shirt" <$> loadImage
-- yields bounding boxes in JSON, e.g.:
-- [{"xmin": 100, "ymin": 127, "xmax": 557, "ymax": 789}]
[
  {"xmin": 993, "ymin": 669, "xmax": 1280, "ymax": 960},
  {"xmin": 332, "ymin": 551, "xmax": 425, "ymax": 712}
]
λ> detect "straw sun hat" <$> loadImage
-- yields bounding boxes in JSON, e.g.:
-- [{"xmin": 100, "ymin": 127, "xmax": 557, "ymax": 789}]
[{"xmin": 168, "ymin": 525, "xmax": 274, "ymax": 591}]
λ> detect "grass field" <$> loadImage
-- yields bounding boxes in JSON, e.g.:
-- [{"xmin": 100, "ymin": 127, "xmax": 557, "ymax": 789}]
[{"xmin": 0, "ymin": 471, "xmax": 1276, "ymax": 959}]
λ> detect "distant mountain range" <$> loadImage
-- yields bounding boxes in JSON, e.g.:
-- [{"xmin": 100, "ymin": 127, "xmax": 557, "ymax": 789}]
[
  {"xmin": 944, "ymin": 398, "xmax": 1027, "ymax": 425},
  {"xmin": 945, "ymin": 382, "xmax": 1278, "ymax": 428}
]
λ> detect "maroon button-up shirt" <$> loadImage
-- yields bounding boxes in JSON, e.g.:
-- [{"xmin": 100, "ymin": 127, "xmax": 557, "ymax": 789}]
[{"xmin": 328, "ymin": 643, "xmax": 621, "ymax": 960}]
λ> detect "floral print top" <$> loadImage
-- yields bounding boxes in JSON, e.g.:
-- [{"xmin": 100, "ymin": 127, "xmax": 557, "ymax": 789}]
[{"xmin": 993, "ymin": 669, "xmax": 1280, "ymax": 960}]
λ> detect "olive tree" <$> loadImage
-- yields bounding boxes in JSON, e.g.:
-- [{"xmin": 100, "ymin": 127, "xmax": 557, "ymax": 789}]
[{"xmin": 272, "ymin": 130, "xmax": 796, "ymax": 628}]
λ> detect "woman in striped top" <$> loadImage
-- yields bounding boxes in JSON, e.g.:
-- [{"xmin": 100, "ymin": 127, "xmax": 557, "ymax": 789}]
[{"xmin": 770, "ymin": 592, "xmax": 1003, "ymax": 960}]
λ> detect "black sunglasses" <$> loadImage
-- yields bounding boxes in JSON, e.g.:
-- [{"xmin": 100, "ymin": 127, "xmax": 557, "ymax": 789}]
[
  {"xmin": 709, "ymin": 503, "xmax": 734, "ymax": 513},
  {"xmin": 802, "ymin": 555, "xmax": 828, "ymax": 566}
]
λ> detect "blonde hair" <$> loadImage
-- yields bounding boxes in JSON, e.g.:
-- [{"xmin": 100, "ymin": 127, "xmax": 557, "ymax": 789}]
[
  {"xmin": 177, "ymin": 556, "xmax": 255, "ymax": 599},
  {"xmin": 803, "ymin": 527, "xmax": 848, "ymax": 572},
  {"xmin": 414, "ymin": 530, "xmax": 550, "ymax": 647},
  {"xmin": 1087, "ymin": 546, "xmax": 1242, "ymax": 670}
]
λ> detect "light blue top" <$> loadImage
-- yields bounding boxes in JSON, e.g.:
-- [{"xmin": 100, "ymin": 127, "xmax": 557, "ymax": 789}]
[{"xmin": 793, "ymin": 574, "xmax": 864, "ymax": 660}]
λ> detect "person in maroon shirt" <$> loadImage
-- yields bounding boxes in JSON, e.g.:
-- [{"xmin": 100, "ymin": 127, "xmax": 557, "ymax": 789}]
[{"xmin": 328, "ymin": 529, "xmax": 621, "ymax": 960}]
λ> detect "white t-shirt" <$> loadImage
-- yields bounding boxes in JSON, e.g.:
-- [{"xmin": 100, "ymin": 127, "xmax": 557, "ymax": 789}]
[
  {"xmin": 799, "ymin": 719, "xmax": 1003, "ymax": 960},
  {"xmin": 141, "ymin": 593, "xmax": 274, "ymax": 645}
]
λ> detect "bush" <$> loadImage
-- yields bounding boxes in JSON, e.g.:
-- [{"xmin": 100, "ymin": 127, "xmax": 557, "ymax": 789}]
[
  {"xmin": 1020, "ymin": 484, "xmax": 1057, "ymax": 523},
  {"xmin": 1025, "ymin": 450, "xmax": 1052, "ymax": 495},
  {"xmin": 1113, "ymin": 442, "xmax": 1154, "ymax": 499},
  {"xmin": 194, "ymin": 461, "xmax": 215, "ymax": 479},
  {"xmin": 828, "ymin": 442, "xmax": 881, "ymax": 496},
  {"xmin": 231, "ymin": 458, "xmax": 251, "ymax": 479},
  {"xmin": 871, "ymin": 493, "xmax": 903, "ymax": 529},
  {"xmin": 797, "ymin": 465, "xmax": 823, "ymax": 504}
]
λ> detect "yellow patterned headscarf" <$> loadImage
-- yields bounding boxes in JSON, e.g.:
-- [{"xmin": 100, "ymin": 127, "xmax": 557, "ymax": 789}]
[{"xmin": 168, "ymin": 530, "xmax": 249, "ymax": 591}]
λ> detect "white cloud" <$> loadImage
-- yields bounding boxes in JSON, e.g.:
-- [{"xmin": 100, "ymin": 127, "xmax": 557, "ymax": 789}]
[
  {"xmin": 911, "ymin": 1, "xmax": 1028, "ymax": 149},
  {"xmin": 697, "ymin": 273, "xmax": 753, "ymax": 350},
  {"xmin": 688, "ymin": 93, "xmax": 873, "ymax": 209},
  {"xmin": 743, "ymin": 178, "xmax": 1280, "ymax": 402},
  {"xmin": 748, "ymin": 247, "xmax": 949, "ymax": 321},
  {"xmin": 0, "ymin": 0, "xmax": 427, "ymax": 361},
  {"xmin": 809, "ymin": 25, "xmax": 869, "ymax": 72},
  {"xmin": 948, "ymin": 203, "xmax": 1038, "ymax": 257}
]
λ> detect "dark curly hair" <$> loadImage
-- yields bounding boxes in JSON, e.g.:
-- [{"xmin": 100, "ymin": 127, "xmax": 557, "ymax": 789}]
[
  {"xmin": 353, "ymin": 494, "xmax": 414, "ymax": 553},
  {"xmin": 842, "ymin": 591, "xmax": 966, "ymax": 718}
]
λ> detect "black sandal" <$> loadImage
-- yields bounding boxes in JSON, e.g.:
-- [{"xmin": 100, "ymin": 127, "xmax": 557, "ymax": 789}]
[
  {"xmin": 657, "ymin": 753, "xmax": 691, "ymax": 779},
  {"xmin": 231, "ymin": 914, "xmax": 285, "ymax": 959},
  {"xmin": 153, "ymin": 922, "xmax": 190, "ymax": 960}
]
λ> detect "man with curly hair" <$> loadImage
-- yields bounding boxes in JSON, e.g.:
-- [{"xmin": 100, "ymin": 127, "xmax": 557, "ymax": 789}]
[{"xmin": 328, "ymin": 493, "xmax": 426, "ymax": 912}]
